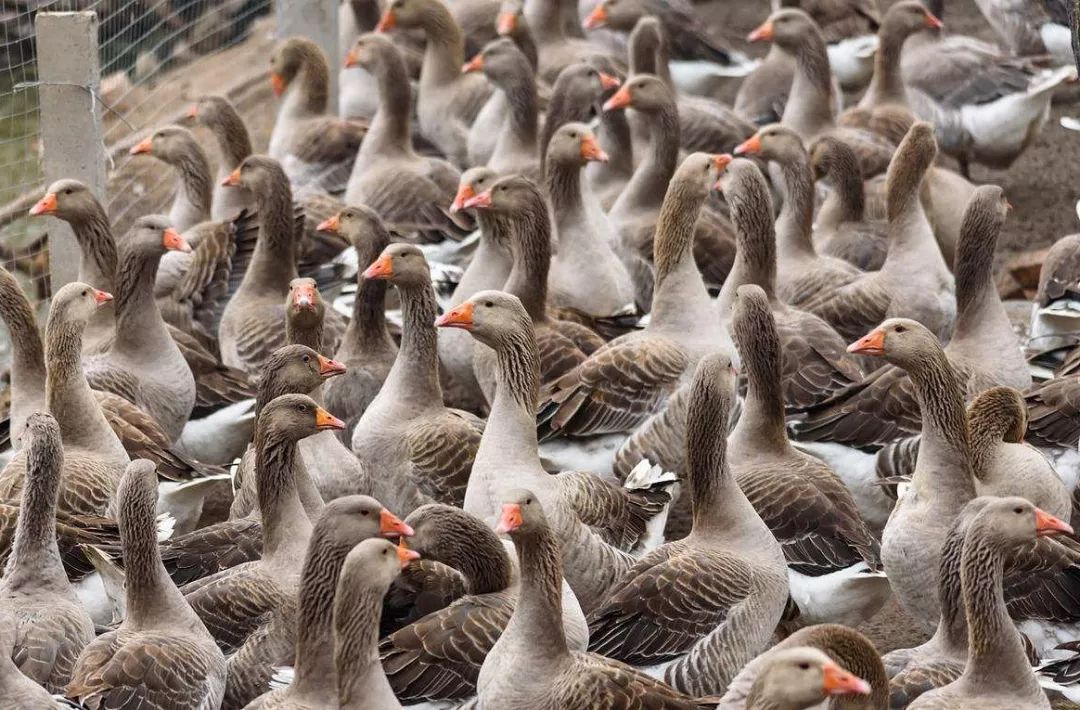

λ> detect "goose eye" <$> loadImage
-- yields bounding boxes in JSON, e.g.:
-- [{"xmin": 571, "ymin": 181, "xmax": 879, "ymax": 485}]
[
  {"xmin": 484, "ymin": 300, "xmax": 494, "ymax": 308},
  {"xmin": 895, "ymin": 325, "xmax": 906, "ymax": 333},
  {"xmin": 361, "ymin": 509, "xmax": 369, "ymax": 515},
  {"xmin": 1014, "ymin": 507, "xmax": 1024, "ymax": 514},
  {"xmin": 798, "ymin": 662, "xmax": 810, "ymax": 670},
  {"xmin": 81, "ymin": 289, "xmax": 88, "ymax": 296},
  {"xmin": 64, "ymin": 188, "xmax": 72, "ymax": 195},
  {"xmin": 302, "ymin": 355, "xmax": 310, "ymax": 363}
]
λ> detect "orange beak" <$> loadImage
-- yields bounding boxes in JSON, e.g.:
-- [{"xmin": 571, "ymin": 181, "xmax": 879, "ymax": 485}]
[
  {"xmin": 598, "ymin": 72, "xmax": 621, "ymax": 91},
  {"xmin": 363, "ymin": 255, "xmax": 394, "ymax": 280},
  {"xmin": 28, "ymin": 192, "xmax": 58, "ymax": 216},
  {"xmin": 497, "ymin": 12, "xmax": 517, "ymax": 35},
  {"xmin": 847, "ymin": 328, "xmax": 886, "ymax": 356},
  {"xmin": 583, "ymin": 4, "xmax": 608, "ymax": 30},
  {"xmin": 270, "ymin": 72, "xmax": 286, "ymax": 97},
  {"xmin": 314, "ymin": 406, "xmax": 346, "ymax": 431},
  {"xmin": 434, "ymin": 302, "xmax": 474, "ymax": 330},
  {"xmin": 463, "ymin": 189, "xmax": 494, "ymax": 210},
  {"xmin": 397, "ymin": 540, "xmax": 421, "ymax": 567},
  {"xmin": 92, "ymin": 288, "xmax": 113, "ymax": 306},
  {"xmin": 822, "ymin": 661, "xmax": 872, "ymax": 696},
  {"xmin": 317, "ymin": 354, "xmax": 347, "ymax": 377},
  {"xmin": 1035, "ymin": 507, "xmax": 1074, "ymax": 537},
  {"xmin": 317, "ymin": 213, "xmax": 341, "ymax": 234},
  {"xmin": 924, "ymin": 12, "xmax": 944, "ymax": 29},
  {"xmin": 450, "ymin": 184, "xmax": 475, "ymax": 213},
  {"xmin": 580, "ymin": 134, "xmax": 609, "ymax": 163},
  {"xmin": 381, "ymin": 508, "xmax": 415, "ymax": 538},
  {"xmin": 162, "ymin": 228, "xmax": 192, "ymax": 253},
  {"xmin": 711, "ymin": 154, "xmax": 734, "ymax": 189},
  {"xmin": 603, "ymin": 84, "xmax": 632, "ymax": 112},
  {"xmin": 495, "ymin": 503, "xmax": 523, "ymax": 533},
  {"xmin": 344, "ymin": 48, "xmax": 360, "ymax": 69},
  {"xmin": 186, "ymin": 103, "xmax": 198, "ymax": 119},
  {"xmin": 291, "ymin": 282, "xmax": 318, "ymax": 310},
  {"xmin": 129, "ymin": 137, "xmax": 153, "ymax": 156},
  {"xmin": 376, "ymin": 10, "xmax": 397, "ymax": 33},
  {"xmin": 462, "ymin": 54, "xmax": 485, "ymax": 74},
  {"xmin": 733, "ymin": 134, "xmax": 762, "ymax": 156},
  {"xmin": 747, "ymin": 20, "xmax": 774, "ymax": 42},
  {"xmin": 221, "ymin": 168, "xmax": 242, "ymax": 187},
  {"xmin": 1005, "ymin": 199, "xmax": 1014, "ymax": 211}
]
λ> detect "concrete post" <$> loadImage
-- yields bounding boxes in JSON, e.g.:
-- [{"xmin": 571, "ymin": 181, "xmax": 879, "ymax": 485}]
[
  {"xmin": 35, "ymin": 11, "xmax": 105, "ymax": 291},
  {"xmin": 276, "ymin": 0, "xmax": 339, "ymax": 110}
]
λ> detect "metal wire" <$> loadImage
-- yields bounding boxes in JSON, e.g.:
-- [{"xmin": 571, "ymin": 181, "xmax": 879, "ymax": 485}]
[{"xmin": 0, "ymin": 0, "xmax": 272, "ymax": 317}]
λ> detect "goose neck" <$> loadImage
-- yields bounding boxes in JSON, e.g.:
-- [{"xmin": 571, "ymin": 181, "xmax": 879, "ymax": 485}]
[
  {"xmin": 113, "ymin": 247, "xmax": 170, "ymax": 352},
  {"xmin": 248, "ymin": 176, "xmax": 299, "ymax": 290},
  {"xmin": 70, "ymin": 207, "xmax": 117, "ymax": 290},
  {"xmin": 4, "ymin": 446, "xmax": 66, "ymax": 591},
  {"xmin": 827, "ymin": 146, "xmax": 866, "ymax": 221},
  {"xmin": 507, "ymin": 524, "xmax": 569, "ymax": 660},
  {"xmin": 908, "ymin": 355, "xmax": 977, "ymax": 500},
  {"xmin": 930, "ymin": 520, "xmax": 969, "ymax": 653},
  {"xmin": 347, "ymin": 235, "xmax": 393, "ymax": 355},
  {"xmin": 418, "ymin": 9, "xmax": 467, "ymax": 88},
  {"xmin": 716, "ymin": 171, "xmax": 778, "ymax": 312},
  {"xmin": 387, "ymin": 279, "xmax": 442, "ymax": 400},
  {"xmin": 0, "ymin": 273, "xmax": 46, "ymax": 415},
  {"xmin": 782, "ymin": 33, "xmax": 835, "ymax": 137},
  {"xmin": 335, "ymin": 582, "xmax": 391, "ymax": 708},
  {"xmin": 255, "ymin": 429, "xmax": 313, "ymax": 560},
  {"xmin": 367, "ymin": 48, "xmax": 413, "ymax": 154},
  {"xmin": 524, "ymin": 0, "xmax": 565, "ymax": 41},
  {"xmin": 211, "ymin": 107, "xmax": 254, "ymax": 171},
  {"xmin": 45, "ymin": 316, "xmax": 122, "ymax": 455},
  {"xmin": 615, "ymin": 99, "xmax": 680, "ymax": 213},
  {"xmin": 429, "ymin": 520, "xmax": 514, "ymax": 595},
  {"xmin": 870, "ymin": 20, "xmax": 911, "ymax": 107},
  {"xmin": 169, "ymin": 144, "xmax": 213, "ymax": 226},
  {"xmin": 776, "ymin": 155, "xmax": 818, "ymax": 261},
  {"xmin": 503, "ymin": 194, "xmax": 552, "ymax": 322}
]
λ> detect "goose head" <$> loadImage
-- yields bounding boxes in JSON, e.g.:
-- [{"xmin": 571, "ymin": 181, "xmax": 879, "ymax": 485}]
[{"xmin": 363, "ymin": 243, "xmax": 431, "ymax": 289}]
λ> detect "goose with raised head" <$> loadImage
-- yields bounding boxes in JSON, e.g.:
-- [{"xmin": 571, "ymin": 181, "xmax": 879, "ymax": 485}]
[
  {"xmin": 623, "ymin": 16, "xmax": 755, "ymax": 156},
  {"xmin": 851, "ymin": 1, "xmax": 941, "ymax": 115},
  {"xmin": 907, "ymin": 497, "xmax": 1070, "ymax": 709},
  {"xmin": 436, "ymin": 290, "xmax": 673, "ymax": 613},
  {"xmin": 476, "ymin": 489, "xmax": 716, "ymax": 708},
  {"xmin": 351, "ymin": 243, "xmax": 484, "ymax": 513},
  {"xmin": 83, "ymin": 216, "xmax": 195, "ymax": 443},
  {"xmin": 746, "ymin": 9, "xmax": 894, "ymax": 176},
  {"xmin": 779, "ymin": 0, "xmax": 884, "ymax": 92},
  {"xmin": 793, "ymin": 122, "xmax": 955, "ymax": 343},
  {"xmin": 218, "ymin": 156, "xmax": 344, "ymax": 376},
  {"xmin": 165, "ymin": 346, "xmax": 345, "ymax": 588},
  {"xmin": 267, "ymin": 37, "xmax": 365, "ymax": 192},
  {"xmin": 0, "ymin": 283, "xmax": 127, "ymax": 518},
  {"xmin": 463, "ymin": 38, "xmax": 540, "ymax": 177},
  {"xmin": 379, "ymin": 503, "xmax": 589, "ymax": 703},
  {"xmin": 847, "ymin": 319, "xmax": 975, "ymax": 630},
  {"xmin": 128, "ymin": 125, "xmax": 214, "ymax": 232},
  {"xmin": 231, "ymin": 496, "xmax": 411, "ymax": 709},
  {"xmin": 343, "ymin": 32, "xmax": 471, "ymax": 243},
  {"xmin": 733, "ymin": 126, "xmax": 862, "ymax": 309},
  {"xmin": 808, "ymin": 136, "xmax": 888, "ymax": 271},
  {"xmin": 727, "ymin": 285, "xmax": 887, "ymax": 628},
  {"xmin": 336, "ymin": 538, "xmax": 417, "ymax": 710},
  {"xmin": 442, "ymin": 167, "xmax": 509, "ymax": 414},
  {"xmin": 603, "ymin": 76, "xmax": 736, "ymax": 308},
  {"xmin": 338, "ymin": 0, "xmax": 383, "ymax": 119},
  {"xmin": 739, "ymin": 647, "xmax": 873, "ymax": 710},
  {"xmin": 720, "ymin": 623, "xmax": 886, "ymax": 710},
  {"xmin": 587, "ymin": 354, "xmax": 789, "ymax": 695},
  {"xmin": 545, "ymin": 122, "xmax": 634, "ymax": 317},
  {"xmin": 537, "ymin": 153, "xmax": 733, "ymax": 441},
  {"xmin": 462, "ymin": 174, "xmax": 603, "ymax": 404},
  {"xmin": 0, "ymin": 413, "xmax": 94, "ymax": 693},
  {"xmin": 375, "ymin": 0, "xmax": 493, "ymax": 167},
  {"xmin": 793, "ymin": 185, "xmax": 1025, "ymax": 452},
  {"xmin": 317, "ymin": 207, "xmax": 397, "ymax": 443},
  {"xmin": 65, "ymin": 460, "xmax": 226, "ymax": 709},
  {"xmin": 183, "ymin": 394, "xmax": 344, "ymax": 653}
]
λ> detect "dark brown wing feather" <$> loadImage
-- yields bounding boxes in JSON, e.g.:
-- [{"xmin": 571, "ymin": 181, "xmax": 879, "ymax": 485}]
[
  {"xmin": 1025, "ymin": 375, "xmax": 1080, "ymax": 449},
  {"xmin": 406, "ymin": 410, "xmax": 484, "ymax": 507}
]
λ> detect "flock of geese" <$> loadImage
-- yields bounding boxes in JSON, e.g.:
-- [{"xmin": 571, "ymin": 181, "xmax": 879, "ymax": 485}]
[{"xmin": 4, "ymin": 0, "xmax": 1080, "ymax": 707}]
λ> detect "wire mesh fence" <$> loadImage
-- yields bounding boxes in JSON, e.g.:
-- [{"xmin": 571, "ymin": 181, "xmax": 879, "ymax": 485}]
[{"xmin": 0, "ymin": 0, "xmax": 274, "ymax": 333}]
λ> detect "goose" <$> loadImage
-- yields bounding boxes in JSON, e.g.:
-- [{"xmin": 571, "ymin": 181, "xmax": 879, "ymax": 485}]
[
  {"xmin": 781, "ymin": 0, "xmax": 884, "ymax": 92},
  {"xmin": 0, "ymin": 283, "xmax": 128, "ymax": 518},
  {"xmin": 185, "ymin": 96, "xmax": 254, "ymax": 222},
  {"xmin": 128, "ymin": 125, "xmax": 213, "ymax": 232},
  {"xmin": 182, "ymin": 394, "xmax": 344, "ymax": 654},
  {"xmin": 522, "ymin": 0, "xmax": 616, "ymax": 83},
  {"xmin": 808, "ymin": 136, "xmax": 888, "ymax": 271},
  {"xmin": 218, "ymin": 156, "xmax": 345, "ymax": 377},
  {"xmin": 338, "ymin": 0, "xmax": 383, "ymax": 119},
  {"xmin": 726, "ymin": 286, "xmax": 887, "ymax": 628},
  {"xmin": 733, "ymin": 125, "xmax": 862, "ymax": 309},
  {"xmin": 229, "ymin": 496, "xmax": 410, "ymax": 709},
  {"xmin": 335, "ymin": 538, "xmax": 417, "ymax": 710},
  {"xmin": 971, "ymin": 0, "xmax": 1072, "ymax": 65},
  {"xmin": 793, "ymin": 185, "xmax": 1027, "ymax": 459},
  {"xmin": 83, "ymin": 216, "xmax": 195, "ymax": 443},
  {"xmin": 462, "ymin": 174, "xmax": 604, "ymax": 404},
  {"xmin": 379, "ymin": 503, "xmax": 589, "ymax": 703},
  {"xmin": 343, "ymin": 32, "xmax": 471, "ymax": 243},
  {"xmin": 906, "ymin": 497, "xmax": 1071, "ymax": 709},
  {"xmin": 351, "ymin": 243, "xmax": 484, "ymax": 513},
  {"xmin": 586, "ymin": 353, "xmax": 790, "ymax": 695},
  {"xmin": 719, "ymin": 623, "xmax": 887, "ymax": 710},
  {"xmin": 463, "ymin": 38, "xmax": 541, "ymax": 177},
  {"xmin": 375, "ymin": 0, "xmax": 494, "ymax": 168},
  {"xmin": 791, "ymin": 122, "xmax": 955, "ymax": 343},
  {"xmin": 317, "ymin": 207, "xmax": 397, "ymax": 444},
  {"xmin": 476, "ymin": 489, "xmax": 717, "ymax": 708},
  {"xmin": 65, "ymin": 460, "xmax": 226, "ymax": 709},
  {"xmin": 848, "ymin": 2, "xmax": 940, "ymax": 117},
  {"xmin": 739, "ymin": 648, "xmax": 874, "ymax": 710},
  {"xmin": 436, "ymin": 290, "xmax": 674, "ymax": 613},
  {"xmin": 267, "ymin": 37, "xmax": 366, "ymax": 193},
  {"xmin": 0, "ymin": 413, "xmax": 94, "ymax": 692},
  {"xmin": 537, "ymin": 152, "xmax": 734, "ymax": 441}
]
